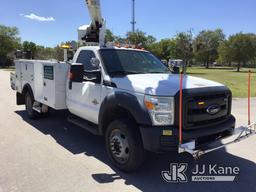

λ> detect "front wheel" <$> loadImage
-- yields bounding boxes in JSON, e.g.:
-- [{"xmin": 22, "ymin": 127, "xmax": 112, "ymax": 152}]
[{"xmin": 105, "ymin": 118, "xmax": 145, "ymax": 172}]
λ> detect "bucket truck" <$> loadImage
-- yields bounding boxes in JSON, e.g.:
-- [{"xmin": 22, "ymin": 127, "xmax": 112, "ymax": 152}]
[{"xmin": 10, "ymin": 0, "xmax": 255, "ymax": 172}]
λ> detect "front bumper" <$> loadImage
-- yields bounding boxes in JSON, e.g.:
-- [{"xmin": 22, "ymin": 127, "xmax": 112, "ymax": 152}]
[{"xmin": 139, "ymin": 115, "xmax": 236, "ymax": 152}]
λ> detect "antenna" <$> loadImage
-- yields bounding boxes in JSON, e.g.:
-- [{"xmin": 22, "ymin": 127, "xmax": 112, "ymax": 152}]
[{"xmin": 131, "ymin": 0, "xmax": 136, "ymax": 32}]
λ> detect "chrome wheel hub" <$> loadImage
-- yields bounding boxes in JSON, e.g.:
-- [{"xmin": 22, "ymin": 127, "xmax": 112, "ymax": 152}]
[{"xmin": 109, "ymin": 129, "xmax": 129, "ymax": 164}]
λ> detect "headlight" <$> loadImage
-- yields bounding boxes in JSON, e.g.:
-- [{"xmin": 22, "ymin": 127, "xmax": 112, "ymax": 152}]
[{"xmin": 144, "ymin": 95, "xmax": 174, "ymax": 126}]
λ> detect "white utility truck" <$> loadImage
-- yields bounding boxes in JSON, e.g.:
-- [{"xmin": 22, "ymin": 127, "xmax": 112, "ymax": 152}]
[{"xmin": 11, "ymin": 0, "xmax": 252, "ymax": 172}]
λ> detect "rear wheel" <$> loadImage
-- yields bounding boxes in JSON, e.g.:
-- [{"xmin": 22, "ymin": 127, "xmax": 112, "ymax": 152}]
[
  {"xmin": 25, "ymin": 92, "xmax": 37, "ymax": 119},
  {"xmin": 105, "ymin": 118, "xmax": 145, "ymax": 172}
]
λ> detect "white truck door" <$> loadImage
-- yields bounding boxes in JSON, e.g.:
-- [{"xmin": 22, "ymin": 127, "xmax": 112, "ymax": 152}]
[{"xmin": 66, "ymin": 50, "xmax": 102, "ymax": 124}]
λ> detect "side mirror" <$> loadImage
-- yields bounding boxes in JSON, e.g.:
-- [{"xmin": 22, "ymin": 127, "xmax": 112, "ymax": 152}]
[
  {"xmin": 90, "ymin": 57, "xmax": 100, "ymax": 68},
  {"xmin": 69, "ymin": 63, "xmax": 84, "ymax": 83},
  {"xmin": 172, "ymin": 66, "xmax": 180, "ymax": 74}
]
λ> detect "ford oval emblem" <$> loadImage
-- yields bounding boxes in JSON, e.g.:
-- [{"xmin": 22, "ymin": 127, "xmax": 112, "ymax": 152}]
[{"xmin": 206, "ymin": 104, "xmax": 221, "ymax": 115}]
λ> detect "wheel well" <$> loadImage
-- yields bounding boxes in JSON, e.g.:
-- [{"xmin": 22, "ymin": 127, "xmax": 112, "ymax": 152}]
[
  {"xmin": 100, "ymin": 106, "xmax": 137, "ymax": 135},
  {"xmin": 16, "ymin": 84, "xmax": 33, "ymax": 105},
  {"xmin": 22, "ymin": 84, "xmax": 34, "ymax": 98}
]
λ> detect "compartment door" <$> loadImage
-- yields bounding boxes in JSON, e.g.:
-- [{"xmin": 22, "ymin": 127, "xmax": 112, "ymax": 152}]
[{"xmin": 42, "ymin": 65, "xmax": 55, "ymax": 107}]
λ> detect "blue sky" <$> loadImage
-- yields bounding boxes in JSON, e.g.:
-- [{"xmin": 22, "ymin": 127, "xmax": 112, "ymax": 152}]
[{"xmin": 0, "ymin": 0, "xmax": 255, "ymax": 47}]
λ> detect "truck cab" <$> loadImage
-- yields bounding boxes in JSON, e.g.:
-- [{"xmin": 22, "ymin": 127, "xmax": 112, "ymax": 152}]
[{"xmin": 64, "ymin": 45, "xmax": 235, "ymax": 171}]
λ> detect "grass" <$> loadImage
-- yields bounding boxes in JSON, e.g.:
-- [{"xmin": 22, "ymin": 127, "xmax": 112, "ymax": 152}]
[{"xmin": 187, "ymin": 67, "xmax": 256, "ymax": 98}]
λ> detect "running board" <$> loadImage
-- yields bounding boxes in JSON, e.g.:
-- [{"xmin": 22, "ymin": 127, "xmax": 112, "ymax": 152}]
[
  {"xmin": 178, "ymin": 122, "xmax": 256, "ymax": 159},
  {"xmin": 67, "ymin": 115, "xmax": 100, "ymax": 135}
]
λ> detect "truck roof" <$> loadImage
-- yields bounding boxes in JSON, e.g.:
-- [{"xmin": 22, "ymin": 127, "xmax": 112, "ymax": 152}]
[{"xmin": 78, "ymin": 45, "xmax": 149, "ymax": 52}]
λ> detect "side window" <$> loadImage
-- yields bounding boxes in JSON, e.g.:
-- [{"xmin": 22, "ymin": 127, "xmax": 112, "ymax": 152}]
[{"xmin": 76, "ymin": 50, "xmax": 97, "ymax": 71}]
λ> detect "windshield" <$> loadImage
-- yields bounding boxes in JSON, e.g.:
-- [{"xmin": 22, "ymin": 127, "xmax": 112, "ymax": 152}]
[{"xmin": 100, "ymin": 49, "xmax": 170, "ymax": 76}]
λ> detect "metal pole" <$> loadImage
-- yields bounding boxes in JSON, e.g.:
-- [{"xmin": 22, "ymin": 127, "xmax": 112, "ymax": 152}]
[
  {"xmin": 179, "ymin": 72, "xmax": 183, "ymax": 144},
  {"xmin": 131, "ymin": 0, "xmax": 136, "ymax": 32},
  {"xmin": 64, "ymin": 49, "xmax": 68, "ymax": 62},
  {"xmin": 248, "ymin": 70, "xmax": 251, "ymax": 125}
]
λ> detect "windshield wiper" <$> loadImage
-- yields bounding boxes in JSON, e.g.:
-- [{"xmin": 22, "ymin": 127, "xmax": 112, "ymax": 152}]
[
  {"xmin": 148, "ymin": 71, "xmax": 171, "ymax": 74},
  {"xmin": 109, "ymin": 71, "xmax": 142, "ymax": 76}
]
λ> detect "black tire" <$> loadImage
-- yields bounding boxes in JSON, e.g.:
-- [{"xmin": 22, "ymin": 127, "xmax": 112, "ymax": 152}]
[
  {"xmin": 25, "ymin": 92, "xmax": 38, "ymax": 119},
  {"xmin": 105, "ymin": 118, "xmax": 145, "ymax": 172}
]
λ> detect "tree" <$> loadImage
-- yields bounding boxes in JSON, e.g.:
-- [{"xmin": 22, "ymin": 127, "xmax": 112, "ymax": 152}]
[
  {"xmin": 193, "ymin": 29, "xmax": 225, "ymax": 68},
  {"xmin": 126, "ymin": 30, "xmax": 156, "ymax": 47},
  {"xmin": 105, "ymin": 29, "xmax": 115, "ymax": 43},
  {"xmin": 175, "ymin": 31, "xmax": 193, "ymax": 66},
  {"xmin": 54, "ymin": 46, "xmax": 64, "ymax": 61},
  {"xmin": 146, "ymin": 35, "xmax": 157, "ymax": 46},
  {"xmin": 227, "ymin": 33, "xmax": 255, "ymax": 71},
  {"xmin": 0, "ymin": 25, "xmax": 20, "ymax": 66},
  {"xmin": 218, "ymin": 40, "xmax": 232, "ymax": 66},
  {"xmin": 147, "ymin": 31, "xmax": 193, "ymax": 65},
  {"xmin": 126, "ymin": 30, "xmax": 147, "ymax": 46},
  {"xmin": 147, "ymin": 39, "xmax": 176, "ymax": 60},
  {"xmin": 249, "ymin": 34, "xmax": 256, "ymax": 66},
  {"xmin": 22, "ymin": 41, "xmax": 37, "ymax": 59},
  {"xmin": 113, "ymin": 35, "xmax": 127, "ymax": 44},
  {"xmin": 34, "ymin": 45, "xmax": 56, "ymax": 60}
]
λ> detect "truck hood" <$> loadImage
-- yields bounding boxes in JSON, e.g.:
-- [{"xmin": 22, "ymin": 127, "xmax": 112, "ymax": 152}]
[{"xmin": 111, "ymin": 74, "xmax": 224, "ymax": 96}]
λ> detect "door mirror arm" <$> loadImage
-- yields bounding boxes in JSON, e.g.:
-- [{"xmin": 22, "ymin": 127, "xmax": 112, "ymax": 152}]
[{"xmin": 83, "ymin": 70, "xmax": 101, "ymax": 84}]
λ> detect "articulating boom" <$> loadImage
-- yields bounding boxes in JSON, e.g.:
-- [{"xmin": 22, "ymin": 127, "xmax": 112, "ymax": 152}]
[{"xmin": 78, "ymin": 0, "xmax": 106, "ymax": 46}]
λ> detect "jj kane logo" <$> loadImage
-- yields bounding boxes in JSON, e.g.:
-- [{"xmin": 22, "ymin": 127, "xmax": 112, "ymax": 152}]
[
  {"xmin": 162, "ymin": 163, "xmax": 240, "ymax": 182},
  {"xmin": 162, "ymin": 163, "xmax": 188, "ymax": 183}
]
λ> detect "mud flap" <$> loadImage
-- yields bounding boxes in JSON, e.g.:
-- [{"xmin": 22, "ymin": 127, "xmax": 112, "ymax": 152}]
[{"xmin": 16, "ymin": 92, "xmax": 25, "ymax": 105}]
